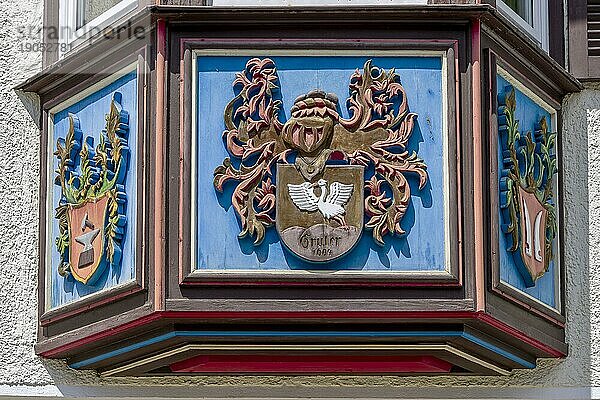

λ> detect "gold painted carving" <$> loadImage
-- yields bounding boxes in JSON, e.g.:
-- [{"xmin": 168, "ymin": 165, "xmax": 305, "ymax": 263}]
[
  {"xmin": 498, "ymin": 85, "xmax": 557, "ymax": 286},
  {"xmin": 214, "ymin": 58, "xmax": 428, "ymax": 256},
  {"xmin": 54, "ymin": 93, "xmax": 129, "ymax": 284}
]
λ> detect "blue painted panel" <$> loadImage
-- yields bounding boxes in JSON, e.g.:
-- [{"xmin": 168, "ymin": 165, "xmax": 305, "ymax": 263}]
[
  {"xmin": 50, "ymin": 72, "xmax": 138, "ymax": 308},
  {"xmin": 196, "ymin": 55, "xmax": 447, "ymax": 272},
  {"xmin": 496, "ymin": 74, "xmax": 558, "ymax": 308}
]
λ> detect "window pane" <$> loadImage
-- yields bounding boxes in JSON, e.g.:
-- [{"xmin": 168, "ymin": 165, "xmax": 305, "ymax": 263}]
[
  {"xmin": 500, "ymin": 0, "xmax": 533, "ymax": 25},
  {"xmin": 76, "ymin": 0, "xmax": 123, "ymax": 29}
]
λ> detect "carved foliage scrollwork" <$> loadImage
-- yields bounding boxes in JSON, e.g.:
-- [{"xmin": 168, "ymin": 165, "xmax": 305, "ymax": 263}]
[
  {"xmin": 213, "ymin": 58, "xmax": 428, "ymax": 247},
  {"xmin": 54, "ymin": 93, "xmax": 129, "ymax": 280},
  {"xmin": 498, "ymin": 85, "xmax": 557, "ymax": 284},
  {"xmin": 213, "ymin": 58, "xmax": 289, "ymax": 245}
]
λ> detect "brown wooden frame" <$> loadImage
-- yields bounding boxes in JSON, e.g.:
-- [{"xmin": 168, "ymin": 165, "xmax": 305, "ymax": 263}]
[
  {"xmin": 157, "ymin": 18, "xmax": 480, "ymax": 316},
  {"xmin": 483, "ymin": 46, "xmax": 566, "ymax": 328},
  {"xmin": 35, "ymin": 42, "xmax": 152, "ymax": 333},
  {"xmin": 176, "ymin": 40, "xmax": 463, "ymax": 287}
]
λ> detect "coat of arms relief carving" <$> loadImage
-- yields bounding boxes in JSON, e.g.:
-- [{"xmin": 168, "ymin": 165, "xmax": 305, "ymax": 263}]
[
  {"xmin": 498, "ymin": 85, "xmax": 558, "ymax": 287},
  {"xmin": 53, "ymin": 93, "xmax": 129, "ymax": 285},
  {"xmin": 214, "ymin": 58, "xmax": 428, "ymax": 262}
]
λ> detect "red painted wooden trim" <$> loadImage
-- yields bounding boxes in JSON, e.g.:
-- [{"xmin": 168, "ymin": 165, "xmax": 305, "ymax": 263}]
[
  {"xmin": 40, "ymin": 311, "xmax": 565, "ymax": 358},
  {"xmin": 474, "ymin": 312, "xmax": 565, "ymax": 358},
  {"xmin": 471, "ymin": 19, "xmax": 486, "ymax": 312},
  {"xmin": 170, "ymin": 354, "xmax": 453, "ymax": 373},
  {"xmin": 41, "ymin": 312, "xmax": 163, "ymax": 357}
]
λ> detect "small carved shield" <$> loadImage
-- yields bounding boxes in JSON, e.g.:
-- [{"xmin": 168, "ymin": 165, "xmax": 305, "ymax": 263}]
[
  {"xmin": 517, "ymin": 187, "xmax": 548, "ymax": 283},
  {"xmin": 67, "ymin": 195, "xmax": 109, "ymax": 284},
  {"xmin": 276, "ymin": 164, "xmax": 363, "ymax": 263}
]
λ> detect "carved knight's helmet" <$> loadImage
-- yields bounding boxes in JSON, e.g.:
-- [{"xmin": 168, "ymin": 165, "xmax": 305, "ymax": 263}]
[{"xmin": 282, "ymin": 89, "xmax": 340, "ymax": 155}]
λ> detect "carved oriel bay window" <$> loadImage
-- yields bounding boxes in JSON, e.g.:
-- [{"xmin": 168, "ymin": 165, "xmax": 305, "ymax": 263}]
[{"xmin": 17, "ymin": 6, "xmax": 580, "ymax": 376}]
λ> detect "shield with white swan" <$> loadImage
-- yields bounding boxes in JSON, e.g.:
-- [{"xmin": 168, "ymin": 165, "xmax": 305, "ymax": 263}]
[{"xmin": 276, "ymin": 164, "xmax": 364, "ymax": 263}]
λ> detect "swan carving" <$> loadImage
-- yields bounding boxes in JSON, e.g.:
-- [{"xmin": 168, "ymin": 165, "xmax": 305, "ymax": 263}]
[{"xmin": 287, "ymin": 179, "xmax": 354, "ymax": 226}]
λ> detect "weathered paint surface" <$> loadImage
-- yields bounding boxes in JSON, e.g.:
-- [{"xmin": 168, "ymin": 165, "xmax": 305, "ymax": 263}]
[
  {"xmin": 49, "ymin": 72, "xmax": 138, "ymax": 308},
  {"xmin": 496, "ymin": 74, "xmax": 558, "ymax": 309},
  {"xmin": 196, "ymin": 55, "xmax": 447, "ymax": 272}
]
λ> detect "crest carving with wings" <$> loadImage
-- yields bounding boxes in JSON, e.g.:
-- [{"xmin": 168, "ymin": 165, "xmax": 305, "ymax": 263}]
[{"xmin": 213, "ymin": 58, "xmax": 428, "ymax": 262}]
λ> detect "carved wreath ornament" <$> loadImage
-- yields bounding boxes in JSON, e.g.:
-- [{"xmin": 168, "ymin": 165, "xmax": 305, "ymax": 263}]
[
  {"xmin": 214, "ymin": 58, "xmax": 428, "ymax": 253},
  {"xmin": 54, "ymin": 93, "xmax": 129, "ymax": 285},
  {"xmin": 498, "ymin": 85, "xmax": 557, "ymax": 286}
]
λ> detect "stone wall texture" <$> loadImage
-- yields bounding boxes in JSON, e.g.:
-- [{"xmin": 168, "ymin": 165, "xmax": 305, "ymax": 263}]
[{"xmin": 0, "ymin": 0, "xmax": 597, "ymax": 397}]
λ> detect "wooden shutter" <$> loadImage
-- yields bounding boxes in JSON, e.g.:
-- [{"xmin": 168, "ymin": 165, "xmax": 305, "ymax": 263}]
[{"xmin": 589, "ymin": 0, "xmax": 600, "ymax": 57}]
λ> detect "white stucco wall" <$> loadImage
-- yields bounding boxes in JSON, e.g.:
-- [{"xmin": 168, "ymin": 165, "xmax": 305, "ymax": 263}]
[{"xmin": 0, "ymin": 0, "xmax": 597, "ymax": 398}]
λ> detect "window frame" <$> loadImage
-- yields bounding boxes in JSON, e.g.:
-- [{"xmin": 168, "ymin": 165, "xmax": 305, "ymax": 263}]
[
  {"xmin": 58, "ymin": 0, "xmax": 138, "ymax": 55},
  {"xmin": 497, "ymin": 0, "xmax": 549, "ymax": 51}
]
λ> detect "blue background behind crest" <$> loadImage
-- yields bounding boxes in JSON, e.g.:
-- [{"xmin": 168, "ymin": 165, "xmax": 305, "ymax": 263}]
[
  {"xmin": 196, "ymin": 55, "xmax": 446, "ymax": 272},
  {"xmin": 496, "ymin": 74, "xmax": 558, "ymax": 308},
  {"xmin": 50, "ymin": 72, "xmax": 138, "ymax": 309}
]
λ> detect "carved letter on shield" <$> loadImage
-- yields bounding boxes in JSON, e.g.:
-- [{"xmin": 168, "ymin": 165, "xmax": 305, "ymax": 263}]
[
  {"xmin": 517, "ymin": 187, "xmax": 549, "ymax": 284},
  {"xmin": 498, "ymin": 85, "xmax": 557, "ymax": 287}
]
